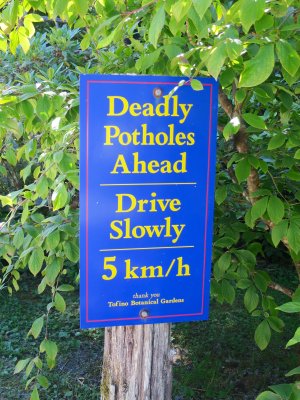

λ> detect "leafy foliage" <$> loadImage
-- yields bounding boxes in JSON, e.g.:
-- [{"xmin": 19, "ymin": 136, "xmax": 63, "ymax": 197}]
[{"xmin": 0, "ymin": 0, "xmax": 299, "ymax": 398}]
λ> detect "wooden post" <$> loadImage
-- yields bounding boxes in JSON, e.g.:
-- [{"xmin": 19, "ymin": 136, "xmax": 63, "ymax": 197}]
[{"xmin": 101, "ymin": 323, "xmax": 172, "ymax": 400}]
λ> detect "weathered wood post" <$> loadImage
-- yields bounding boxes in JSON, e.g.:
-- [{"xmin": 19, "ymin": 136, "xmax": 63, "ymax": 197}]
[{"xmin": 101, "ymin": 324, "xmax": 172, "ymax": 400}]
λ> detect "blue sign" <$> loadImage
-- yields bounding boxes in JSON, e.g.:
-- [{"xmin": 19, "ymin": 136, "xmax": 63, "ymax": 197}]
[{"xmin": 80, "ymin": 74, "xmax": 218, "ymax": 328}]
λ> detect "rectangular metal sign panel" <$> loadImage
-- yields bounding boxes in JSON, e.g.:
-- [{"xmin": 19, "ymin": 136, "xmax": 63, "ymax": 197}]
[{"xmin": 80, "ymin": 74, "xmax": 218, "ymax": 328}]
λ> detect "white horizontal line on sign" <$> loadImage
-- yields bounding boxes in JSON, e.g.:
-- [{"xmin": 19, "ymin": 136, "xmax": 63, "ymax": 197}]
[
  {"xmin": 99, "ymin": 245, "xmax": 195, "ymax": 252},
  {"xmin": 99, "ymin": 182, "xmax": 197, "ymax": 186}
]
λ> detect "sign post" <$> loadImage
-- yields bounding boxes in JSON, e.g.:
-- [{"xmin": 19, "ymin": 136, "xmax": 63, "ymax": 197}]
[{"xmin": 80, "ymin": 75, "xmax": 218, "ymax": 329}]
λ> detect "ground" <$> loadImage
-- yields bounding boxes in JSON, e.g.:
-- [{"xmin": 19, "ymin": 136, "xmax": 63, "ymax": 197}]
[{"xmin": 0, "ymin": 264, "xmax": 297, "ymax": 400}]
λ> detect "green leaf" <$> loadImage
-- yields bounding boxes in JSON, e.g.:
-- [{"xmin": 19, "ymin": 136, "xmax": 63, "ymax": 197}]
[
  {"xmin": 14, "ymin": 358, "xmax": 31, "ymax": 374},
  {"xmin": 136, "ymin": 49, "xmax": 162, "ymax": 72},
  {"xmin": 236, "ymin": 249, "xmax": 256, "ymax": 269},
  {"xmin": 292, "ymin": 287, "xmax": 300, "ymax": 302},
  {"xmin": 21, "ymin": 202, "xmax": 29, "ymax": 225},
  {"xmin": 80, "ymin": 33, "xmax": 90, "ymax": 51},
  {"xmin": 267, "ymin": 316, "xmax": 284, "ymax": 333},
  {"xmin": 164, "ymin": 44, "xmax": 182, "ymax": 60},
  {"xmin": 0, "ymin": 165, "xmax": 7, "ymax": 176},
  {"xmin": 30, "ymin": 387, "xmax": 40, "ymax": 400},
  {"xmin": 255, "ymin": 14, "xmax": 274, "ymax": 32},
  {"xmin": 45, "ymin": 230, "xmax": 60, "ymax": 251},
  {"xmin": 193, "ymin": 0, "xmax": 211, "ymax": 19},
  {"xmin": 33, "ymin": 357, "xmax": 43, "ymax": 370},
  {"xmin": 218, "ymin": 252, "xmax": 231, "ymax": 272},
  {"xmin": 214, "ymin": 236, "xmax": 236, "ymax": 248},
  {"xmin": 235, "ymin": 88, "xmax": 247, "ymax": 103},
  {"xmin": 6, "ymin": 0, "xmax": 18, "ymax": 28},
  {"xmin": 286, "ymin": 169, "xmax": 300, "ymax": 182},
  {"xmin": 25, "ymin": 139, "xmax": 37, "ymax": 160},
  {"xmin": 249, "ymin": 157, "xmax": 262, "ymax": 169},
  {"xmin": 269, "ymin": 384, "xmax": 293, "ymax": 399},
  {"xmin": 18, "ymin": 27, "xmax": 30, "ymax": 53},
  {"xmin": 45, "ymin": 259, "xmax": 61, "ymax": 285},
  {"xmin": 226, "ymin": 39, "xmax": 243, "ymax": 60},
  {"xmin": 0, "ymin": 195, "xmax": 13, "ymax": 207},
  {"xmin": 0, "ymin": 38, "xmax": 7, "ymax": 52},
  {"xmin": 190, "ymin": 79, "xmax": 203, "ymax": 91},
  {"xmin": 0, "ymin": 95, "xmax": 17, "ymax": 105},
  {"xmin": 36, "ymin": 176, "xmax": 48, "ymax": 199},
  {"xmin": 294, "ymin": 149, "xmax": 300, "ymax": 160},
  {"xmin": 40, "ymin": 339, "xmax": 58, "ymax": 361},
  {"xmin": 267, "ymin": 196, "xmax": 284, "ymax": 224},
  {"xmin": 242, "ymin": 113, "xmax": 266, "ymax": 129},
  {"xmin": 235, "ymin": 158, "xmax": 251, "ymax": 184},
  {"xmin": 285, "ymin": 366, "xmax": 300, "ymax": 377},
  {"xmin": 251, "ymin": 197, "xmax": 268, "ymax": 221},
  {"xmin": 28, "ymin": 316, "xmax": 44, "ymax": 339},
  {"xmin": 240, "ymin": 0, "xmax": 266, "ymax": 33},
  {"xmin": 97, "ymin": 19, "xmax": 125, "ymax": 49},
  {"xmin": 276, "ymin": 301, "xmax": 300, "ymax": 313},
  {"xmin": 223, "ymin": 117, "xmax": 240, "ymax": 140},
  {"xmin": 9, "ymin": 30, "xmax": 19, "ymax": 55},
  {"xmin": 207, "ymin": 42, "xmax": 227, "ymax": 79},
  {"xmin": 74, "ymin": 0, "xmax": 89, "ymax": 16},
  {"xmin": 21, "ymin": 165, "xmax": 31, "ymax": 183},
  {"xmin": 64, "ymin": 241, "xmax": 79, "ymax": 263},
  {"xmin": 254, "ymin": 271, "xmax": 269, "ymax": 292},
  {"xmin": 244, "ymin": 287, "xmax": 259, "ymax": 312},
  {"xmin": 25, "ymin": 376, "xmax": 36, "ymax": 390},
  {"xmin": 222, "ymin": 280, "xmax": 235, "ymax": 304},
  {"xmin": 38, "ymin": 278, "xmax": 47, "ymax": 295},
  {"xmin": 239, "ymin": 44, "xmax": 274, "ymax": 87},
  {"xmin": 171, "ymin": 0, "xmax": 192, "ymax": 22},
  {"xmin": 25, "ymin": 358, "xmax": 34, "ymax": 377},
  {"xmin": 271, "ymin": 220, "xmax": 288, "ymax": 247},
  {"xmin": 37, "ymin": 375, "xmax": 49, "ymax": 389},
  {"xmin": 54, "ymin": 292, "xmax": 66, "ymax": 313},
  {"xmin": 25, "ymin": 14, "xmax": 44, "ymax": 23},
  {"xmin": 287, "ymin": 221, "xmax": 300, "ymax": 254},
  {"xmin": 149, "ymin": 6, "xmax": 165, "ymax": 48},
  {"xmin": 254, "ymin": 320, "xmax": 271, "ymax": 350},
  {"xmin": 5, "ymin": 148, "xmax": 17, "ymax": 166},
  {"xmin": 57, "ymin": 284, "xmax": 75, "ymax": 292},
  {"xmin": 28, "ymin": 248, "xmax": 44, "ymax": 276},
  {"xmin": 215, "ymin": 186, "xmax": 227, "ymax": 205},
  {"xmin": 276, "ymin": 39, "xmax": 300, "ymax": 77},
  {"xmin": 36, "ymin": 95, "xmax": 50, "ymax": 121},
  {"xmin": 267, "ymin": 134, "xmax": 286, "ymax": 150},
  {"xmin": 256, "ymin": 392, "xmax": 280, "ymax": 400},
  {"xmin": 13, "ymin": 228, "xmax": 24, "ymax": 249},
  {"xmin": 259, "ymin": 159, "xmax": 268, "ymax": 173},
  {"xmin": 237, "ymin": 278, "xmax": 252, "ymax": 289},
  {"xmin": 54, "ymin": 0, "xmax": 68, "ymax": 15},
  {"xmin": 286, "ymin": 327, "xmax": 300, "ymax": 347},
  {"xmin": 52, "ymin": 183, "xmax": 68, "ymax": 211}
]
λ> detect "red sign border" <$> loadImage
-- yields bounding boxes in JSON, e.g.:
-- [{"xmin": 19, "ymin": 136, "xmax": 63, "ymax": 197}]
[{"xmin": 85, "ymin": 80, "xmax": 214, "ymax": 323}]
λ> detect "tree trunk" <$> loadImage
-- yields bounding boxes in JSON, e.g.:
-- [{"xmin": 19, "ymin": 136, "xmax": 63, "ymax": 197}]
[{"xmin": 101, "ymin": 323, "xmax": 172, "ymax": 400}]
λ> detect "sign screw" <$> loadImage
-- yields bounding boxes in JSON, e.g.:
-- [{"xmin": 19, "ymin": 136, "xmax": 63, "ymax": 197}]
[
  {"xmin": 153, "ymin": 88, "xmax": 163, "ymax": 98},
  {"xmin": 139, "ymin": 309, "xmax": 149, "ymax": 319}
]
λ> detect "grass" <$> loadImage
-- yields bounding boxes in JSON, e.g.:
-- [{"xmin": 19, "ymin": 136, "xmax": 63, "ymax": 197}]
[
  {"xmin": 0, "ymin": 265, "xmax": 298, "ymax": 400},
  {"xmin": 172, "ymin": 261, "xmax": 299, "ymax": 399},
  {"xmin": 172, "ymin": 300, "xmax": 297, "ymax": 399},
  {"xmin": 0, "ymin": 278, "xmax": 102, "ymax": 400}
]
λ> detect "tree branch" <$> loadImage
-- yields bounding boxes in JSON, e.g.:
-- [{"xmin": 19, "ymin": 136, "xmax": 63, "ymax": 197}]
[
  {"xmin": 218, "ymin": 87, "xmax": 233, "ymax": 117},
  {"xmin": 122, "ymin": 0, "xmax": 157, "ymax": 16},
  {"xmin": 268, "ymin": 282, "xmax": 293, "ymax": 298}
]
